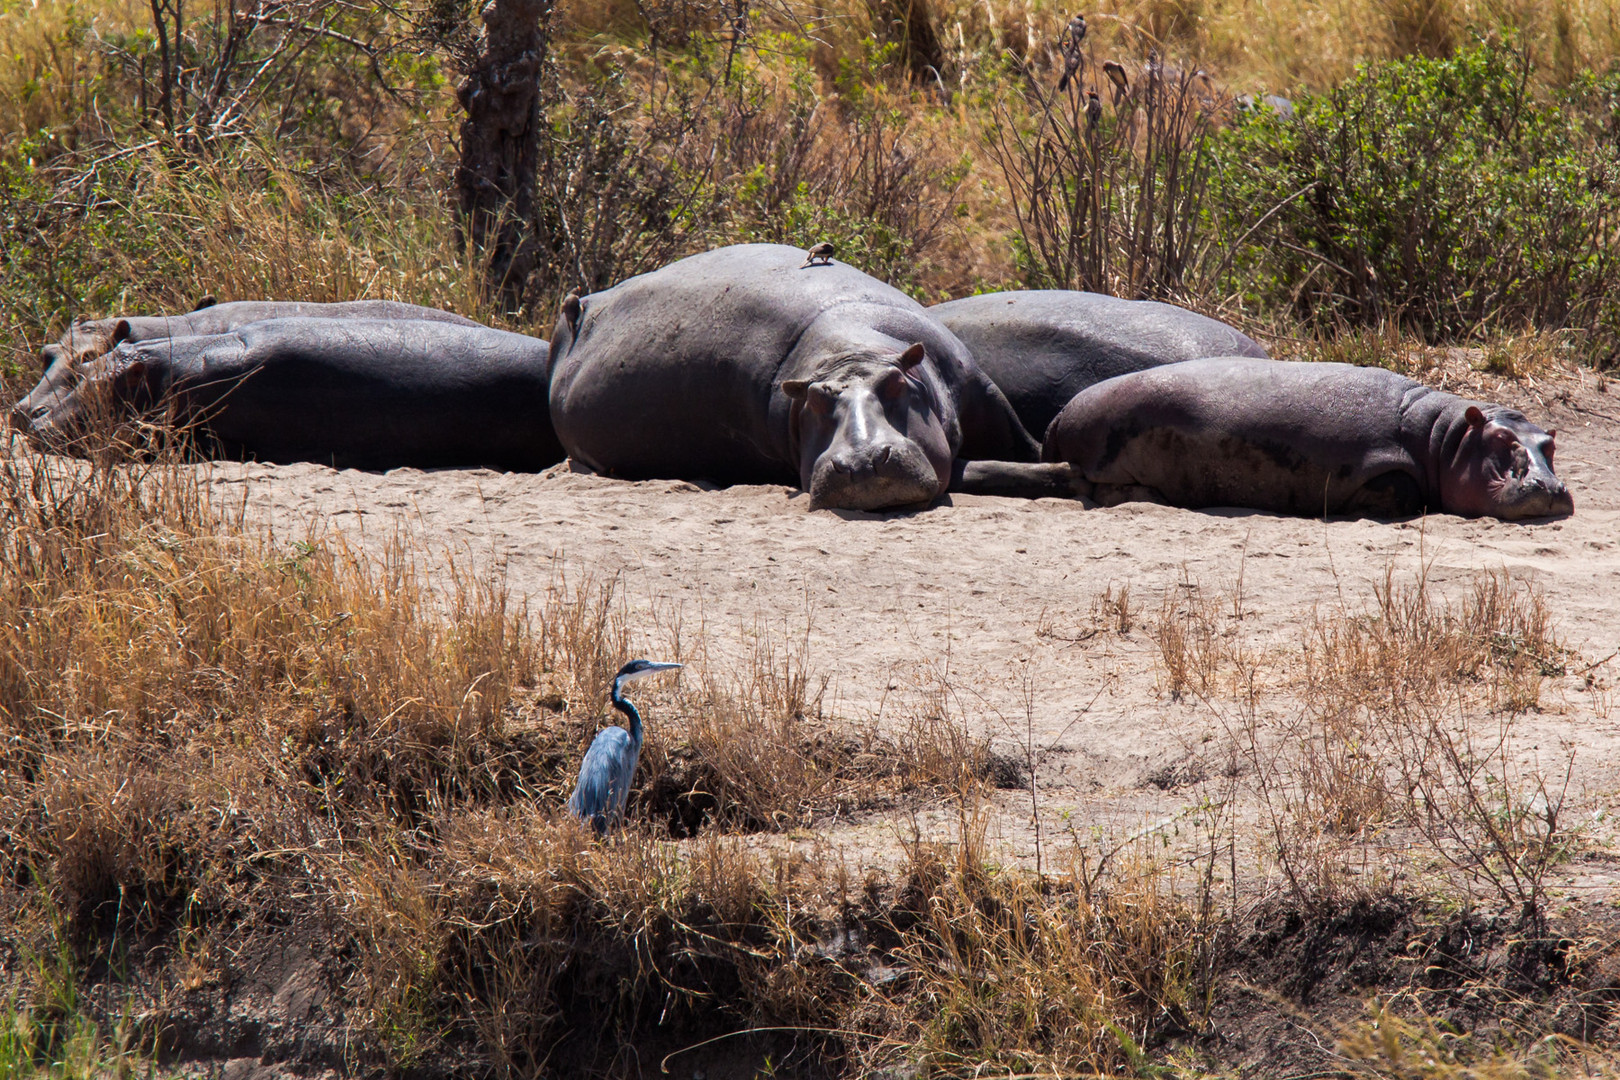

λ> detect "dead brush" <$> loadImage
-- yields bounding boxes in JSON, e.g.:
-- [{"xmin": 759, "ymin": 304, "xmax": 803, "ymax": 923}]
[
  {"xmin": 1153, "ymin": 576, "xmax": 1230, "ymax": 700},
  {"xmin": 636, "ymin": 628, "xmax": 990, "ymax": 835},
  {"xmin": 985, "ymin": 41, "xmax": 1228, "ymax": 299},
  {"xmin": 645, "ymin": 630, "xmax": 833, "ymax": 833},
  {"xmin": 1303, "ymin": 565, "xmax": 1564, "ymax": 718},
  {"xmin": 16, "ymin": 752, "xmax": 232, "ymax": 935},
  {"xmin": 1239, "ymin": 564, "xmax": 1581, "ymax": 916},
  {"xmin": 1336, "ymin": 999, "xmax": 1620, "ymax": 1078},
  {"xmin": 0, "ymin": 439, "xmax": 545, "ymax": 921},
  {"xmin": 366, "ymin": 810, "xmax": 853, "ymax": 1077},
  {"xmin": 1037, "ymin": 581, "xmax": 1140, "ymax": 643},
  {"xmin": 873, "ymin": 803, "xmax": 1218, "ymax": 1076}
]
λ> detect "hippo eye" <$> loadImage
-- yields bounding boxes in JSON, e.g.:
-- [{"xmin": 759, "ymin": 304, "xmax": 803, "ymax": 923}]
[{"xmin": 1542, "ymin": 440, "xmax": 1555, "ymax": 468}]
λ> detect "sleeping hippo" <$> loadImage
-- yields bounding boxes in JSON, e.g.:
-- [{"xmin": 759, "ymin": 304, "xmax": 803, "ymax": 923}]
[
  {"xmin": 930, "ymin": 290, "xmax": 1269, "ymax": 438},
  {"xmin": 15, "ymin": 318, "xmax": 561, "ymax": 471},
  {"xmin": 14, "ymin": 299, "xmax": 481, "ymax": 428},
  {"xmin": 1042, "ymin": 358, "xmax": 1572, "ymax": 520},
  {"xmin": 548, "ymin": 244, "xmax": 1039, "ymax": 510}
]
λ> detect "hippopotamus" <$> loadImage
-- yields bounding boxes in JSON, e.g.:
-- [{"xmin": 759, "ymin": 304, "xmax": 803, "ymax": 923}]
[
  {"xmin": 16, "ymin": 318, "xmax": 561, "ymax": 471},
  {"xmin": 1042, "ymin": 357, "xmax": 1572, "ymax": 520},
  {"xmin": 548, "ymin": 244, "xmax": 1039, "ymax": 510},
  {"xmin": 14, "ymin": 299, "xmax": 481, "ymax": 428},
  {"xmin": 929, "ymin": 290, "xmax": 1269, "ymax": 438}
]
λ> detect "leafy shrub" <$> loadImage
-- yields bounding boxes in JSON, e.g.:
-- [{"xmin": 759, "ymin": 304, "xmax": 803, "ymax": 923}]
[{"xmin": 1210, "ymin": 39, "xmax": 1620, "ymax": 361}]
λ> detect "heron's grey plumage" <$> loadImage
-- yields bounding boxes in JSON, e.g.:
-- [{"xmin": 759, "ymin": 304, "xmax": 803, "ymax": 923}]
[{"xmin": 566, "ymin": 659, "xmax": 683, "ymax": 834}]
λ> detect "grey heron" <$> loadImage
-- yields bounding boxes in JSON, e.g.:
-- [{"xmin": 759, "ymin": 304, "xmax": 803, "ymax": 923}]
[{"xmin": 566, "ymin": 659, "xmax": 684, "ymax": 834}]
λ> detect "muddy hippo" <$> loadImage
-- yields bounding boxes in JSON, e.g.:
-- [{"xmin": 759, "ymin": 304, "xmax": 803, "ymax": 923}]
[
  {"xmin": 16, "ymin": 318, "xmax": 561, "ymax": 471},
  {"xmin": 548, "ymin": 244, "xmax": 1039, "ymax": 510},
  {"xmin": 15, "ymin": 299, "xmax": 481, "ymax": 427},
  {"xmin": 1042, "ymin": 358, "xmax": 1572, "ymax": 520},
  {"xmin": 930, "ymin": 290, "xmax": 1269, "ymax": 438}
]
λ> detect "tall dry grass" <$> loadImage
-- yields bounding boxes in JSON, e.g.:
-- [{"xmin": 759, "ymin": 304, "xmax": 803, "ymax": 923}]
[
  {"xmin": 1145, "ymin": 560, "xmax": 1587, "ymax": 918},
  {"xmin": 822, "ymin": 799, "xmax": 1230, "ymax": 1076}
]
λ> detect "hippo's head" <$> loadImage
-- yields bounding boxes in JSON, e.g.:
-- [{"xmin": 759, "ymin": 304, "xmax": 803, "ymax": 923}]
[
  {"xmin": 781, "ymin": 342, "xmax": 955, "ymax": 511},
  {"xmin": 12, "ymin": 342, "xmax": 157, "ymax": 453},
  {"xmin": 9, "ymin": 320, "xmax": 132, "ymax": 437},
  {"xmin": 1442, "ymin": 406, "xmax": 1573, "ymax": 520}
]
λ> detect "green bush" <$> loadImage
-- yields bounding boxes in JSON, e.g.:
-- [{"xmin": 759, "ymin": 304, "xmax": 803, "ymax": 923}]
[{"xmin": 1211, "ymin": 40, "xmax": 1620, "ymax": 362}]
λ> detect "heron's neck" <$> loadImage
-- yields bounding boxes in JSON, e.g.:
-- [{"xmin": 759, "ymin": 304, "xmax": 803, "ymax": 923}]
[{"xmin": 611, "ymin": 683, "xmax": 643, "ymax": 745}]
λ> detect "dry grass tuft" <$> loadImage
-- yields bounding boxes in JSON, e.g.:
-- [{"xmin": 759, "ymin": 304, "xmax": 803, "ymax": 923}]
[
  {"xmin": 866, "ymin": 804, "xmax": 1223, "ymax": 1076},
  {"xmin": 636, "ymin": 630, "xmax": 991, "ymax": 834},
  {"xmin": 0, "ymin": 436, "xmax": 1011, "ymax": 1074},
  {"xmin": 1221, "ymin": 564, "xmax": 1583, "ymax": 913},
  {"xmin": 1337, "ymin": 1000, "xmax": 1620, "ymax": 1078}
]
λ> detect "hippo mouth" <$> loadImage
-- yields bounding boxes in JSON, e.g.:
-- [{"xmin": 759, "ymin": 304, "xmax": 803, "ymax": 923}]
[
  {"xmin": 806, "ymin": 444, "xmax": 945, "ymax": 511},
  {"xmin": 1490, "ymin": 477, "xmax": 1574, "ymax": 520}
]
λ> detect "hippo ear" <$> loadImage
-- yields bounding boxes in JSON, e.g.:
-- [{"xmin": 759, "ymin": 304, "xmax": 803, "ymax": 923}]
[
  {"xmin": 781, "ymin": 379, "xmax": 810, "ymax": 400},
  {"xmin": 897, "ymin": 342, "xmax": 927, "ymax": 371},
  {"xmin": 1464, "ymin": 406, "xmax": 1487, "ymax": 429},
  {"xmin": 117, "ymin": 358, "xmax": 147, "ymax": 386},
  {"xmin": 112, "ymin": 319, "xmax": 133, "ymax": 345},
  {"xmin": 191, "ymin": 295, "xmax": 218, "ymax": 311},
  {"xmin": 39, "ymin": 343, "xmax": 65, "ymax": 373}
]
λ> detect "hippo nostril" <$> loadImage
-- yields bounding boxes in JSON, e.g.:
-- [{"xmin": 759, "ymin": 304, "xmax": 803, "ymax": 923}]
[{"xmin": 876, "ymin": 445, "xmax": 892, "ymax": 466}]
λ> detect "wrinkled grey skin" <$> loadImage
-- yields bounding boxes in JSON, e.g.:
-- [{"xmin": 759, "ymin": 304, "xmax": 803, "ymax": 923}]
[
  {"xmin": 930, "ymin": 290, "xmax": 1269, "ymax": 438},
  {"xmin": 1042, "ymin": 358, "xmax": 1573, "ymax": 520},
  {"xmin": 549, "ymin": 244, "xmax": 1038, "ymax": 511},
  {"xmin": 17, "ymin": 318, "xmax": 561, "ymax": 471},
  {"xmin": 14, "ymin": 300, "xmax": 481, "ymax": 428}
]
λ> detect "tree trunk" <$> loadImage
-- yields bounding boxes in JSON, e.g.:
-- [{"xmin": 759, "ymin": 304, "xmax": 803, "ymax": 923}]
[{"xmin": 456, "ymin": 0, "xmax": 554, "ymax": 309}]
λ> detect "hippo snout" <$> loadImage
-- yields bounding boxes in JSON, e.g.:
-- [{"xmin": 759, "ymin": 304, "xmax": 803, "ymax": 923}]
[
  {"xmin": 1496, "ymin": 474, "xmax": 1573, "ymax": 520},
  {"xmin": 831, "ymin": 445, "xmax": 893, "ymax": 475},
  {"xmin": 809, "ymin": 440, "xmax": 943, "ymax": 510},
  {"xmin": 8, "ymin": 400, "xmax": 46, "ymax": 435},
  {"xmin": 1529, "ymin": 477, "xmax": 1574, "ymax": 517}
]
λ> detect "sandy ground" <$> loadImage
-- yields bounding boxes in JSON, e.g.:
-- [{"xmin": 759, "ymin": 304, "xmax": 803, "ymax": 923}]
[{"xmin": 208, "ymin": 358, "xmax": 1620, "ymax": 888}]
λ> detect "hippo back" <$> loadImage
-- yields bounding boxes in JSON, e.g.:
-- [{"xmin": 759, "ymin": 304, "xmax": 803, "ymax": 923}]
[
  {"xmin": 64, "ymin": 300, "xmax": 481, "ymax": 364},
  {"xmin": 931, "ymin": 290, "xmax": 1268, "ymax": 438},
  {"xmin": 549, "ymin": 244, "xmax": 1029, "ymax": 485},
  {"xmin": 1044, "ymin": 358, "xmax": 1427, "ymax": 517},
  {"xmin": 14, "ymin": 300, "xmax": 484, "ymax": 432},
  {"xmin": 22, "ymin": 318, "xmax": 559, "ymax": 472}
]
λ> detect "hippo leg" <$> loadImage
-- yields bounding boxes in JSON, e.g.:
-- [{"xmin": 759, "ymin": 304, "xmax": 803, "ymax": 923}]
[
  {"xmin": 949, "ymin": 460, "xmax": 1088, "ymax": 499},
  {"xmin": 1339, "ymin": 471, "xmax": 1425, "ymax": 518}
]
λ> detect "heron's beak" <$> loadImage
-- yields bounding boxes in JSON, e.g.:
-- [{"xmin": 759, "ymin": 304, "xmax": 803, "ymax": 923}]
[{"xmin": 619, "ymin": 661, "xmax": 684, "ymax": 684}]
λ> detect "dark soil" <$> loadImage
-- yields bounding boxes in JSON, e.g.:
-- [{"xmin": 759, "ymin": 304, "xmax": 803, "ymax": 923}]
[
  {"xmin": 1189, "ymin": 895, "xmax": 1620, "ymax": 1077},
  {"xmin": 14, "ymin": 886, "xmax": 1620, "ymax": 1079}
]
